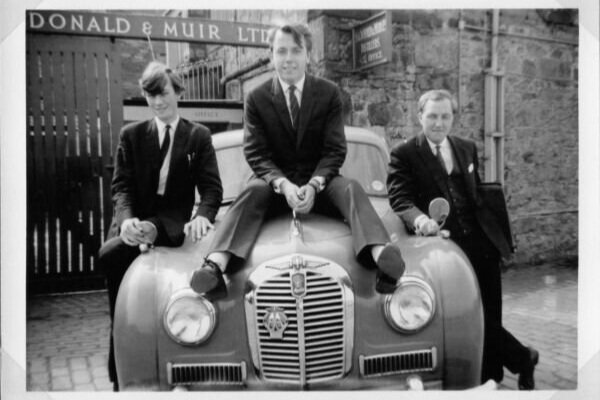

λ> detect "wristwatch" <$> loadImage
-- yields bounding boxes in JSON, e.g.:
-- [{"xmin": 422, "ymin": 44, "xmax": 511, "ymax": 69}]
[{"xmin": 308, "ymin": 177, "xmax": 325, "ymax": 193}]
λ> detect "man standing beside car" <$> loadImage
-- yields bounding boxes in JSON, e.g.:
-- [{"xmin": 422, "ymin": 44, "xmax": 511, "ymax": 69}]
[
  {"xmin": 98, "ymin": 61, "xmax": 223, "ymax": 391},
  {"xmin": 386, "ymin": 89, "xmax": 539, "ymax": 389},
  {"xmin": 190, "ymin": 23, "xmax": 406, "ymax": 297}
]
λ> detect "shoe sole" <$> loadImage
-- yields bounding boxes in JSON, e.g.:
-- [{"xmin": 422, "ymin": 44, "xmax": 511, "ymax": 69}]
[{"xmin": 377, "ymin": 244, "xmax": 406, "ymax": 280}]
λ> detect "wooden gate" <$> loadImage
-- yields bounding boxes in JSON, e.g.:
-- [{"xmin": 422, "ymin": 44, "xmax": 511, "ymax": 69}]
[{"xmin": 27, "ymin": 34, "xmax": 123, "ymax": 294}]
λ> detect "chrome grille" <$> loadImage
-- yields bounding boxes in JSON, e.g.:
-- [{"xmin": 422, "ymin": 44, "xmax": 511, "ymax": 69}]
[
  {"xmin": 252, "ymin": 267, "xmax": 349, "ymax": 384},
  {"xmin": 360, "ymin": 348, "xmax": 437, "ymax": 378},
  {"xmin": 167, "ymin": 362, "xmax": 246, "ymax": 385}
]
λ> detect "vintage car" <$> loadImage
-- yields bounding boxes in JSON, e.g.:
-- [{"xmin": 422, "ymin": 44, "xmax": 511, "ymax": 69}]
[{"xmin": 113, "ymin": 126, "xmax": 485, "ymax": 391}]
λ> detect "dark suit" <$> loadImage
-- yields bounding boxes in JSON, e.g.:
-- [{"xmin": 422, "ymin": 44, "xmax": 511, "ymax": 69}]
[
  {"xmin": 99, "ymin": 117, "xmax": 222, "ymax": 384},
  {"xmin": 387, "ymin": 132, "xmax": 529, "ymax": 383},
  {"xmin": 209, "ymin": 74, "xmax": 389, "ymax": 260}
]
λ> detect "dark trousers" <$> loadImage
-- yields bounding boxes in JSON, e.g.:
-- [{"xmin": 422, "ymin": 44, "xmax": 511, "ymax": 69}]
[
  {"xmin": 454, "ymin": 230, "xmax": 530, "ymax": 383},
  {"xmin": 98, "ymin": 224, "xmax": 174, "ymax": 387},
  {"xmin": 209, "ymin": 176, "xmax": 390, "ymax": 260}
]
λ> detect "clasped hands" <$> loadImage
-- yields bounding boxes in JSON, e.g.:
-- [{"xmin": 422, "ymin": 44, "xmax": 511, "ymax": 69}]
[
  {"xmin": 280, "ymin": 180, "xmax": 316, "ymax": 214},
  {"xmin": 120, "ymin": 216, "xmax": 213, "ymax": 247}
]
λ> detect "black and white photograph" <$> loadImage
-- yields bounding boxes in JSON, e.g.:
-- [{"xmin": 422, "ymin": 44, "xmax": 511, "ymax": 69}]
[{"xmin": 1, "ymin": 0, "xmax": 599, "ymax": 398}]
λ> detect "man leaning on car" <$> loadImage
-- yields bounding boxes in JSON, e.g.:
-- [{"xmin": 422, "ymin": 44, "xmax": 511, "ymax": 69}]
[
  {"xmin": 386, "ymin": 89, "xmax": 539, "ymax": 389},
  {"xmin": 98, "ymin": 61, "xmax": 223, "ymax": 391},
  {"xmin": 190, "ymin": 23, "xmax": 406, "ymax": 297}
]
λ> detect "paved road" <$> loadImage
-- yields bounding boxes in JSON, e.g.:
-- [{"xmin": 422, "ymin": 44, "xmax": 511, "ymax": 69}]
[{"xmin": 26, "ymin": 258, "xmax": 577, "ymax": 391}]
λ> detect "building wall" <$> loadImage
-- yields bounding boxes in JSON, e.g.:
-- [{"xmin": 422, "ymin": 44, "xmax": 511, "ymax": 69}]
[
  {"xmin": 309, "ymin": 9, "xmax": 578, "ymax": 263},
  {"xmin": 116, "ymin": 9, "xmax": 578, "ymax": 263}
]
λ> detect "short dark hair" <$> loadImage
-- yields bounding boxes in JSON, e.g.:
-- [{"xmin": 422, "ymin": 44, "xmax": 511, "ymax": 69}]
[
  {"xmin": 139, "ymin": 61, "xmax": 185, "ymax": 96},
  {"xmin": 418, "ymin": 90, "xmax": 458, "ymax": 114},
  {"xmin": 267, "ymin": 24, "xmax": 313, "ymax": 53}
]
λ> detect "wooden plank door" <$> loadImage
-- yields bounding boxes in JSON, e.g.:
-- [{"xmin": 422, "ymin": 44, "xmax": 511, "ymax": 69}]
[{"xmin": 27, "ymin": 34, "xmax": 123, "ymax": 294}]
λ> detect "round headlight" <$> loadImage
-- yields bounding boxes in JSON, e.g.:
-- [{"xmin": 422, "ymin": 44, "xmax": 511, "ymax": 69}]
[
  {"xmin": 384, "ymin": 277, "xmax": 435, "ymax": 333},
  {"xmin": 163, "ymin": 289, "xmax": 216, "ymax": 345}
]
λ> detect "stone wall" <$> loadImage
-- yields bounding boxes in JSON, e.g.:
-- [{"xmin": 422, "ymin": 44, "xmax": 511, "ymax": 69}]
[{"xmin": 310, "ymin": 9, "xmax": 578, "ymax": 263}]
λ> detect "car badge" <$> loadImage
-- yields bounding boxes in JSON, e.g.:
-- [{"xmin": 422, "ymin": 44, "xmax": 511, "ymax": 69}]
[
  {"xmin": 263, "ymin": 307, "xmax": 288, "ymax": 339},
  {"xmin": 291, "ymin": 272, "xmax": 306, "ymax": 297}
]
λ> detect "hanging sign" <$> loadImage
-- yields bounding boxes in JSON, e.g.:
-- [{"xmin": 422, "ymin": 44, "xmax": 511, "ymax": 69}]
[
  {"xmin": 26, "ymin": 10, "xmax": 271, "ymax": 47},
  {"xmin": 352, "ymin": 11, "xmax": 392, "ymax": 70}
]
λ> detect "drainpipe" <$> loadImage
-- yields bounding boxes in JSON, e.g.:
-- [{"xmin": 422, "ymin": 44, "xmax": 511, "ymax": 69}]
[
  {"xmin": 483, "ymin": 9, "xmax": 505, "ymax": 184},
  {"xmin": 458, "ymin": 10, "xmax": 463, "ymax": 111}
]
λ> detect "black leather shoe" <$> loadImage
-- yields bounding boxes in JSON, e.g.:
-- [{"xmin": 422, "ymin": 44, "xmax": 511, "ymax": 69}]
[
  {"xmin": 190, "ymin": 258, "xmax": 227, "ymax": 298},
  {"xmin": 518, "ymin": 347, "xmax": 539, "ymax": 390},
  {"xmin": 376, "ymin": 243, "xmax": 406, "ymax": 280},
  {"xmin": 375, "ymin": 270, "xmax": 398, "ymax": 294}
]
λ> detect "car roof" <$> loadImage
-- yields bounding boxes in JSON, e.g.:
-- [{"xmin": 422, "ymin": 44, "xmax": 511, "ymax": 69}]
[{"xmin": 212, "ymin": 126, "xmax": 389, "ymax": 157}]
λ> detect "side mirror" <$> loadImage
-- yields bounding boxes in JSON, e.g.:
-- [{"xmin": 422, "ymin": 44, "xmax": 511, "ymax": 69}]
[{"xmin": 428, "ymin": 198, "xmax": 450, "ymax": 229}]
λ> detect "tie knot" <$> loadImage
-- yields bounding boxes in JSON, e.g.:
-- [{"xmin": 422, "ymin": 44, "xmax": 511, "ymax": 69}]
[
  {"xmin": 165, "ymin": 124, "xmax": 171, "ymax": 133},
  {"xmin": 435, "ymin": 144, "xmax": 441, "ymax": 154},
  {"xmin": 289, "ymin": 85, "xmax": 296, "ymax": 93}
]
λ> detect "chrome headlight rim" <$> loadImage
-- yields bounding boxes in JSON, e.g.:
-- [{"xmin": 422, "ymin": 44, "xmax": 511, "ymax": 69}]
[
  {"xmin": 383, "ymin": 276, "xmax": 436, "ymax": 334},
  {"xmin": 163, "ymin": 288, "xmax": 217, "ymax": 346}
]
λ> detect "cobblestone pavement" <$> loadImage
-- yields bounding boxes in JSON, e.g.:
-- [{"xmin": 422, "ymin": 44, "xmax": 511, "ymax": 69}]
[{"xmin": 26, "ymin": 259, "xmax": 577, "ymax": 391}]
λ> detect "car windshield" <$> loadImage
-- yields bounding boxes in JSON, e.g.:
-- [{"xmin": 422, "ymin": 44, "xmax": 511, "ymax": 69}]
[{"xmin": 215, "ymin": 141, "xmax": 388, "ymax": 203}]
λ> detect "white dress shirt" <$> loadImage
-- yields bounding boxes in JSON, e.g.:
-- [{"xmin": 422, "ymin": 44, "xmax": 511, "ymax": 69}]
[
  {"xmin": 414, "ymin": 137, "xmax": 453, "ymax": 230},
  {"xmin": 272, "ymin": 75, "xmax": 324, "ymax": 193},
  {"xmin": 155, "ymin": 116, "xmax": 179, "ymax": 195},
  {"xmin": 426, "ymin": 137, "xmax": 453, "ymax": 175},
  {"xmin": 278, "ymin": 75, "xmax": 305, "ymax": 121}
]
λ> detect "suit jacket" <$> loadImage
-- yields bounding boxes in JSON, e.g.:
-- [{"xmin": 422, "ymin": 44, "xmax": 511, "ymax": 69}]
[
  {"xmin": 387, "ymin": 132, "xmax": 512, "ymax": 257},
  {"xmin": 108, "ymin": 118, "xmax": 223, "ymax": 245},
  {"xmin": 243, "ymin": 74, "xmax": 346, "ymax": 186}
]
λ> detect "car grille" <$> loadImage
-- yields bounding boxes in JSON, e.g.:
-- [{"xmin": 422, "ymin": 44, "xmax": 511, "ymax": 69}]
[
  {"xmin": 167, "ymin": 362, "xmax": 246, "ymax": 385},
  {"xmin": 360, "ymin": 348, "xmax": 437, "ymax": 378},
  {"xmin": 251, "ymin": 269, "xmax": 350, "ymax": 384}
]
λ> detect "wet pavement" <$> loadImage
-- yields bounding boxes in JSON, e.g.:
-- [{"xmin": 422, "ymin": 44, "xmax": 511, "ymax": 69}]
[{"xmin": 26, "ymin": 258, "xmax": 577, "ymax": 391}]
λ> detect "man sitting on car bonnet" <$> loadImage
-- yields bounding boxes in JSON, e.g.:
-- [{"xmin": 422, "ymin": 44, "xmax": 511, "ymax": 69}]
[
  {"xmin": 98, "ymin": 61, "xmax": 223, "ymax": 391},
  {"xmin": 190, "ymin": 23, "xmax": 406, "ymax": 297}
]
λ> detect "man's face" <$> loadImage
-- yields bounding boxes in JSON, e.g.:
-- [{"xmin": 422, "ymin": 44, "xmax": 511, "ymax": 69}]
[
  {"xmin": 271, "ymin": 30, "xmax": 309, "ymax": 85},
  {"xmin": 144, "ymin": 80, "xmax": 180, "ymax": 123},
  {"xmin": 418, "ymin": 98, "xmax": 454, "ymax": 144}
]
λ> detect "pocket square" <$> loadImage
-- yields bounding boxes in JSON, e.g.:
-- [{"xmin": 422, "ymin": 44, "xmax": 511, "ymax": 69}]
[{"xmin": 468, "ymin": 163, "xmax": 474, "ymax": 173}]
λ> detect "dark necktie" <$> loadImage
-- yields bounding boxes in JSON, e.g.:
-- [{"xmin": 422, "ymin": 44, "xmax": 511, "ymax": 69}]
[
  {"xmin": 160, "ymin": 125, "xmax": 171, "ymax": 166},
  {"xmin": 288, "ymin": 85, "xmax": 300, "ymax": 129},
  {"xmin": 435, "ymin": 144, "xmax": 448, "ymax": 174}
]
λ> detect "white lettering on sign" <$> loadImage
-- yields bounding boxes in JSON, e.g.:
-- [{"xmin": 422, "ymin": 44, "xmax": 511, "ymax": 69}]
[
  {"xmin": 237, "ymin": 27, "xmax": 248, "ymax": 42},
  {"xmin": 103, "ymin": 17, "xmax": 115, "ymax": 33},
  {"xmin": 142, "ymin": 21, "xmax": 152, "ymax": 36},
  {"xmin": 164, "ymin": 22, "xmax": 177, "ymax": 36},
  {"xmin": 209, "ymin": 24, "xmax": 220, "ymax": 40},
  {"xmin": 71, "ymin": 15, "xmax": 84, "ymax": 31},
  {"xmin": 367, "ymin": 50, "xmax": 383, "ymax": 62},
  {"xmin": 29, "ymin": 12, "xmax": 44, "ymax": 29},
  {"xmin": 87, "ymin": 17, "xmax": 101, "ymax": 33},
  {"xmin": 116, "ymin": 18, "xmax": 131, "ymax": 34},
  {"xmin": 238, "ymin": 26, "xmax": 269, "ymax": 43},
  {"xmin": 49, "ymin": 13, "xmax": 66, "ymax": 30},
  {"xmin": 360, "ymin": 37, "xmax": 381, "ymax": 53},
  {"xmin": 357, "ymin": 18, "xmax": 387, "ymax": 40},
  {"xmin": 27, "ymin": 11, "xmax": 271, "ymax": 47},
  {"xmin": 182, "ymin": 22, "xmax": 194, "ymax": 38}
]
